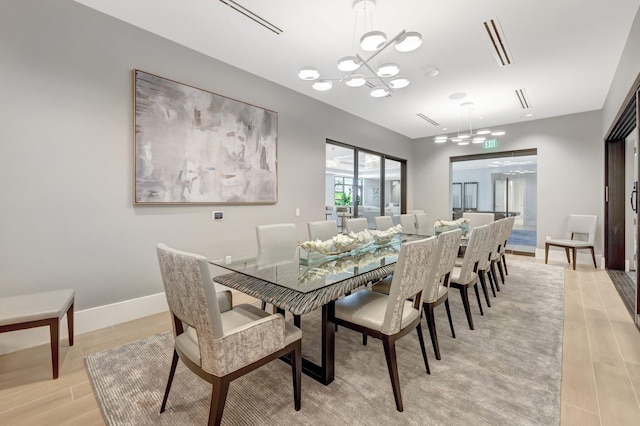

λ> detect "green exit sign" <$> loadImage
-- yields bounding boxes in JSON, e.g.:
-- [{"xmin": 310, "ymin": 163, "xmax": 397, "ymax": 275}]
[{"xmin": 484, "ymin": 139, "xmax": 498, "ymax": 149}]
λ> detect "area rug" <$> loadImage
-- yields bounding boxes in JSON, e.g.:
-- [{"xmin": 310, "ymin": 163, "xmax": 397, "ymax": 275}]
[{"xmin": 85, "ymin": 260, "xmax": 564, "ymax": 425}]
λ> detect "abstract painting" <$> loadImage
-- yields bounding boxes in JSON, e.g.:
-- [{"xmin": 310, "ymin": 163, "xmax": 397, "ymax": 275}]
[{"xmin": 134, "ymin": 70, "xmax": 277, "ymax": 204}]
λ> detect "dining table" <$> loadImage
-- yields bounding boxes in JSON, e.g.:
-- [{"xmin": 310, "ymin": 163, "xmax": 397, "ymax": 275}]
[{"xmin": 209, "ymin": 234, "xmax": 425, "ymax": 385}]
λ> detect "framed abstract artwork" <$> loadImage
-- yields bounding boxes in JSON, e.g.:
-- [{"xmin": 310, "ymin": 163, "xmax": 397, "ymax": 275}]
[{"xmin": 133, "ymin": 70, "xmax": 278, "ymax": 204}]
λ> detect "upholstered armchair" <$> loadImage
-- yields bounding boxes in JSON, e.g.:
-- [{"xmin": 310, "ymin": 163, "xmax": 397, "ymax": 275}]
[
  {"xmin": 156, "ymin": 244, "xmax": 302, "ymax": 425},
  {"xmin": 332, "ymin": 236, "xmax": 438, "ymax": 411},
  {"xmin": 545, "ymin": 214, "xmax": 597, "ymax": 270}
]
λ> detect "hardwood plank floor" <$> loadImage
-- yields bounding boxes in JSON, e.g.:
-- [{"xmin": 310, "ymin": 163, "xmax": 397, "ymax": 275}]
[{"xmin": 1, "ymin": 256, "xmax": 639, "ymax": 425}]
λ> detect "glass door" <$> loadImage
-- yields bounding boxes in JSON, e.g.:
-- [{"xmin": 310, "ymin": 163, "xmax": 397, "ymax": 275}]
[
  {"xmin": 384, "ymin": 159, "xmax": 402, "ymax": 226},
  {"xmin": 625, "ymin": 130, "xmax": 638, "ymax": 273}
]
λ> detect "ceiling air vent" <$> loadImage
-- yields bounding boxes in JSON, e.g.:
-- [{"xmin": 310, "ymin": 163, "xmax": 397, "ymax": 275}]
[
  {"xmin": 515, "ymin": 88, "xmax": 531, "ymax": 109},
  {"xmin": 417, "ymin": 113, "xmax": 440, "ymax": 127},
  {"xmin": 219, "ymin": 0, "xmax": 283, "ymax": 35},
  {"xmin": 483, "ymin": 18, "xmax": 512, "ymax": 66}
]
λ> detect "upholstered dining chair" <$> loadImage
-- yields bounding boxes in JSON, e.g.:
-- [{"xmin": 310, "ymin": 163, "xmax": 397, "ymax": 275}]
[
  {"xmin": 415, "ymin": 213, "xmax": 430, "ymax": 233},
  {"xmin": 449, "ymin": 224, "xmax": 491, "ymax": 330},
  {"xmin": 399, "ymin": 214, "xmax": 417, "ymax": 234},
  {"xmin": 498, "ymin": 216, "xmax": 515, "ymax": 278},
  {"xmin": 462, "ymin": 212, "xmax": 494, "ymax": 229},
  {"xmin": 156, "ymin": 244, "xmax": 302, "ymax": 425},
  {"xmin": 477, "ymin": 220, "xmax": 501, "ymax": 306},
  {"xmin": 374, "ymin": 215, "xmax": 394, "ymax": 231},
  {"xmin": 308, "ymin": 220, "xmax": 340, "ymax": 241},
  {"xmin": 345, "ymin": 217, "xmax": 369, "ymax": 234},
  {"xmin": 332, "ymin": 236, "xmax": 438, "ymax": 412},
  {"xmin": 421, "ymin": 228, "xmax": 462, "ymax": 360},
  {"xmin": 256, "ymin": 223, "xmax": 298, "ymax": 266},
  {"xmin": 488, "ymin": 219, "xmax": 507, "ymax": 290},
  {"xmin": 545, "ymin": 214, "xmax": 598, "ymax": 270}
]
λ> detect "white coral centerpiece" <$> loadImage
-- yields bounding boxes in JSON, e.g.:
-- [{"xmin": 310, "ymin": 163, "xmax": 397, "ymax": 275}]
[
  {"xmin": 434, "ymin": 217, "xmax": 470, "ymax": 236},
  {"xmin": 299, "ymin": 225, "xmax": 402, "ymax": 255}
]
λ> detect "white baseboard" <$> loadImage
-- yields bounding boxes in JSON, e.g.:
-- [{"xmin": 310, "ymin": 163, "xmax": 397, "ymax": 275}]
[
  {"xmin": 0, "ymin": 292, "xmax": 169, "ymax": 356},
  {"xmin": 534, "ymin": 248, "xmax": 604, "ymax": 268}
]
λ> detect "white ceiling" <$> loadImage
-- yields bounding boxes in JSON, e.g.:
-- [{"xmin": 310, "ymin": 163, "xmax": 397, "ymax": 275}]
[{"xmin": 76, "ymin": 0, "xmax": 640, "ymax": 139}]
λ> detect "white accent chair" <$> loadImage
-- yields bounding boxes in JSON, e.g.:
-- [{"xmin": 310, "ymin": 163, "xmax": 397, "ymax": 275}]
[
  {"xmin": 333, "ymin": 236, "xmax": 438, "ymax": 411},
  {"xmin": 345, "ymin": 217, "xmax": 368, "ymax": 234},
  {"xmin": 477, "ymin": 220, "xmax": 502, "ymax": 304},
  {"xmin": 449, "ymin": 224, "xmax": 491, "ymax": 330},
  {"xmin": 308, "ymin": 220, "xmax": 339, "ymax": 242},
  {"xmin": 374, "ymin": 216, "xmax": 394, "ymax": 231},
  {"xmin": 256, "ymin": 223, "xmax": 298, "ymax": 266},
  {"xmin": 545, "ymin": 214, "xmax": 598, "ymax": 270},
  {"xmin": 0, "ymin": 289, "xmax": 75, "ymax": 379},
  {"xmin": 156, "ymin": 244, "xmax": 302, "ymax": 425},
  {"xmin": 462, "ymin": 212, "xmax": 494, "ymax": 229},
  {"xmin": 399, "ymin": 214, "xmax": 417, "ymax": 234}
]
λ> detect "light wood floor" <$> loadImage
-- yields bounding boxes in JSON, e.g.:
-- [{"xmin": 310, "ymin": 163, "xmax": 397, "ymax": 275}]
[{"xmin": 1, "ymin": 255, "xmax": 639, "ymax": 425}]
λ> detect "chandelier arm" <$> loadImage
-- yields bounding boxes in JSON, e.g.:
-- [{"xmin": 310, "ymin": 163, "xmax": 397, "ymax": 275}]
[
  {"xmin": 360, "ymin": 30, "xmax": 406, "ymax": 65},
  {"xmin": 356, "ymin": 54, "xmax": 392, "ymax": 91}
]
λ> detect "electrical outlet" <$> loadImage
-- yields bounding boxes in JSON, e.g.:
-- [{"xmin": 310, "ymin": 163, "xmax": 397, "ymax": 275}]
[{"xmin": 295, "ymin": 208, "xmax": 301, "ymax": 216}]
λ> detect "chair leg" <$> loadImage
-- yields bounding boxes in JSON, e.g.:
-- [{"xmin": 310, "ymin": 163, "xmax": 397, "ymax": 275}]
[
  {"xmin": 67, "ymin": 302, "xmax": 74, "ymax": 346},
  {"xmin": 424, "ymin": 306, "xmax": 441, "ymax": 360},
  {"xmin": 160, "ymin": 349, "xmax": 180, "ymax": 413},
  {"xmin": 444, "ymin": 299, "xmax": 456, "ymax": 338},
  {"xmin": 572, "ymin": 248, "xmax": 577, "ymax": 270},
  {"xmin": 290, "ymin": 344, "xmax": 301, "ymax": 411},
  {"xmin": 209, "ymin": 377, "xmax": 230, "ymax": 426},
  {"xmin": 545, "ymin": 243, "xmax": 550, "ymax": 264},
  {"xmin": 362, "ymin": 334, "xmax": 368, "ymax": 346},
  {"xmin": 382, "ymin": 337, "xmax": 403, "ymax": 412},
  {"xmin": 479, "ymin": 270, "xmax": 492, "ymax": 307},
  {"xmin": 565, "ymin": 247, "xmax": 571, "ymax": 264},
  {"xmin": 415, "ymin": 324, "xmax": 430, "ymax": 374},
  {"xmin": 590, "ymin": 246, "xmax": 597, "ymax": 268},
  {"xmin": 473, "ymin": 283, "xmax": 484, "ymax": 316},
  {"xmin": 502, "ymin": 253, "xmax": 509, "ymax": 276},
  {"xmin": 261, "ymin": 301, "xmax": 267, "ymax": 311},
  {"xmin": 459, "ymin": 287, "xmax": 474, "ymax": 330},
  {"xmin": 497, "ymin": 260, "xmax": 506, "ymax": 285},
  {"xmin": 293, "ymin": 315, "xmax": 301, "ymax": 328},
  {"xmin": 490, "ymin": 261, "xmax": 501, "ymax": 292},
  {"xmin": 49, "ymin": 319, "xmax": 59, "ymax": 379}
]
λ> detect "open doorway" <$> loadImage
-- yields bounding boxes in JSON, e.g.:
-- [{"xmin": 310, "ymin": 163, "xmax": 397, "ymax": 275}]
[{"xmin": 451, "ymin": 149, "xmax": 537, "ymax": 255}]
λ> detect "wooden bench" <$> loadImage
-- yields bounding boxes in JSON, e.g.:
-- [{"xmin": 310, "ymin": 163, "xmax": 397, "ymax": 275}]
[{"xmin": 0, "ymin": 289, "xmax": 75, "ymax": 379}]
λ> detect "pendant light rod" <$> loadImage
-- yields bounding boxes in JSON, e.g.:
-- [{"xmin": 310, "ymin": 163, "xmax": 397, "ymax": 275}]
[{"xmin": 356, "ymin": 54, "xmax": 393, "ymax": 91}]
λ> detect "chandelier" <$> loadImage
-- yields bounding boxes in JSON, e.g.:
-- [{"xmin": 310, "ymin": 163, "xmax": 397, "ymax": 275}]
[
  {"xmin": 433, "ymin": 102, "xmax": 506, "ymax": 145},
  {"xmin": 298, "ymin": 0, "xmax": 422, "ymax": 98}
]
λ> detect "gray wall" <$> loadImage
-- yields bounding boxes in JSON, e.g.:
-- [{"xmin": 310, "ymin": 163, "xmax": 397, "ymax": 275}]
[
  {"xmin": 0, "ymin": 0, "xmax": 413, "ymax": 309},
  {"xmin": 411, "ymin": 111, "xmax": 604, "ymax": 254}
]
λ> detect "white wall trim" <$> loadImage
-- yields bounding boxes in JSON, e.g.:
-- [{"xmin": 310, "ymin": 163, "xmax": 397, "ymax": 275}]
[{"xmin": 0, "ymin": 292, "xmax": 169, "ymax": 356}]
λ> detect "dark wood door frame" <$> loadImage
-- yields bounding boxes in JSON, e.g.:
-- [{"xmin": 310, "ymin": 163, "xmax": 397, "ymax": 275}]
[{"xmin": 604, "ymin": 72, "xmax": 640, "ymax": 327}]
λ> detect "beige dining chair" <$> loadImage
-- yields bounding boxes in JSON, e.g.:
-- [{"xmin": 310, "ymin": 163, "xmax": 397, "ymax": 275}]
[
  {"xmin": 449, "ymin": 224, "xmax": 491, "ymax": 330},
  {"xmin": 545, "ymin": 214, "xmax": 597, "ymax": 270},
  {"xmin": 497, "ymin": 216, "xmax": 515, "ymax": 278},
  {"xmin": 399, "ymin": 214, "xmax": 417, "ymax": 234},
  {"xmin": 333, "ymin": 236, "xmax": 438, "ymax": 412},
  {"xmin": 345, "ymin": 217, "xmax": 368, "ymax": 234},
  {"xmin": 462, "ymin": 212, "xmax": 494, "ymax": 229},
  {"xmin": 256, "ymin": 223, "xmax": 298, "ymax": 266},
  {"xmin": 476, "ymin": 220, "xmax": 501, "ymax": 306},
  {"xmin": 421, "ymin": 228, "xmax": 462, "ymax": 360},
  {"xmin": 308, "ymin": 220, "xmax": 339, "ymax": 242},
  {"xmin": 156, "ymin": 244, "xmax": 302, "ymax": 425},
  {"xmin": 415, "ymin": 213, "xmax": 430, "ymax": 233},
  {"xmin": 374, "ymin": 216, "xmax": 394, "ymax": 231}
]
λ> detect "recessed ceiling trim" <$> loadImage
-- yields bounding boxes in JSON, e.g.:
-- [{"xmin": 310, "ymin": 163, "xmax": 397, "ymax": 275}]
[
  {"xmin": 417, "ymin": 113, "xmax": 440, "ymax": 126},
  {"xmin": 219, "ymin": 0, "xmax": 283, "ymax": 35},
  {"xmin": 483, "ymin": 18, "xmax": 512, "ymax": 66},
  {"xmin": 515, "ymin": 88, "xmax": 531, "ymax": 109}
]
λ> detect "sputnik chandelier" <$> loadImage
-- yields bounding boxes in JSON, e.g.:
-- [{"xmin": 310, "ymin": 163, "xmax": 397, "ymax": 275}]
[
  {"xmin": 433, "ymin": 101, "xmax": 506, "ymax": 145},
  {"xmin": 297, "ymin": 0, "xmax": 422, "ymax": 98}
]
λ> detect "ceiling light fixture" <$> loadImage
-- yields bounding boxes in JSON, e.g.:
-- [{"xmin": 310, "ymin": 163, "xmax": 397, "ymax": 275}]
[
  {"xmin": 431, "ymin": 101, "xmax": 507, "ymax": 145},
  {"xmin": 297, "ymin": 0, "xmax": 422, "ymax": 98}
]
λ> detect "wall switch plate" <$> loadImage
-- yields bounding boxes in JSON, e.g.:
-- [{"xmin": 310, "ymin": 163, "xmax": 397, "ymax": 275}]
[
  {"xmin": 545, "ymin": 236, "xmax": 551, "ymax": 240},
  {"xmin": 212, "ymin": 211, "xmax": 224, "ymax": 221},
  {"xmin": 295, "ymin": 208, "xmax": 300, "ymax": 216}
]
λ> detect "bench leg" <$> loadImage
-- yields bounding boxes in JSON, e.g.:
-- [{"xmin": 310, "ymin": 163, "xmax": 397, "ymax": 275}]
[
  {"xmin": 49, "ymin": 318, "xmax": 59, "ymax": 379},
  {"xmin": 67, "ymin": 303, "xmax": 74, "ymax": 346}
]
